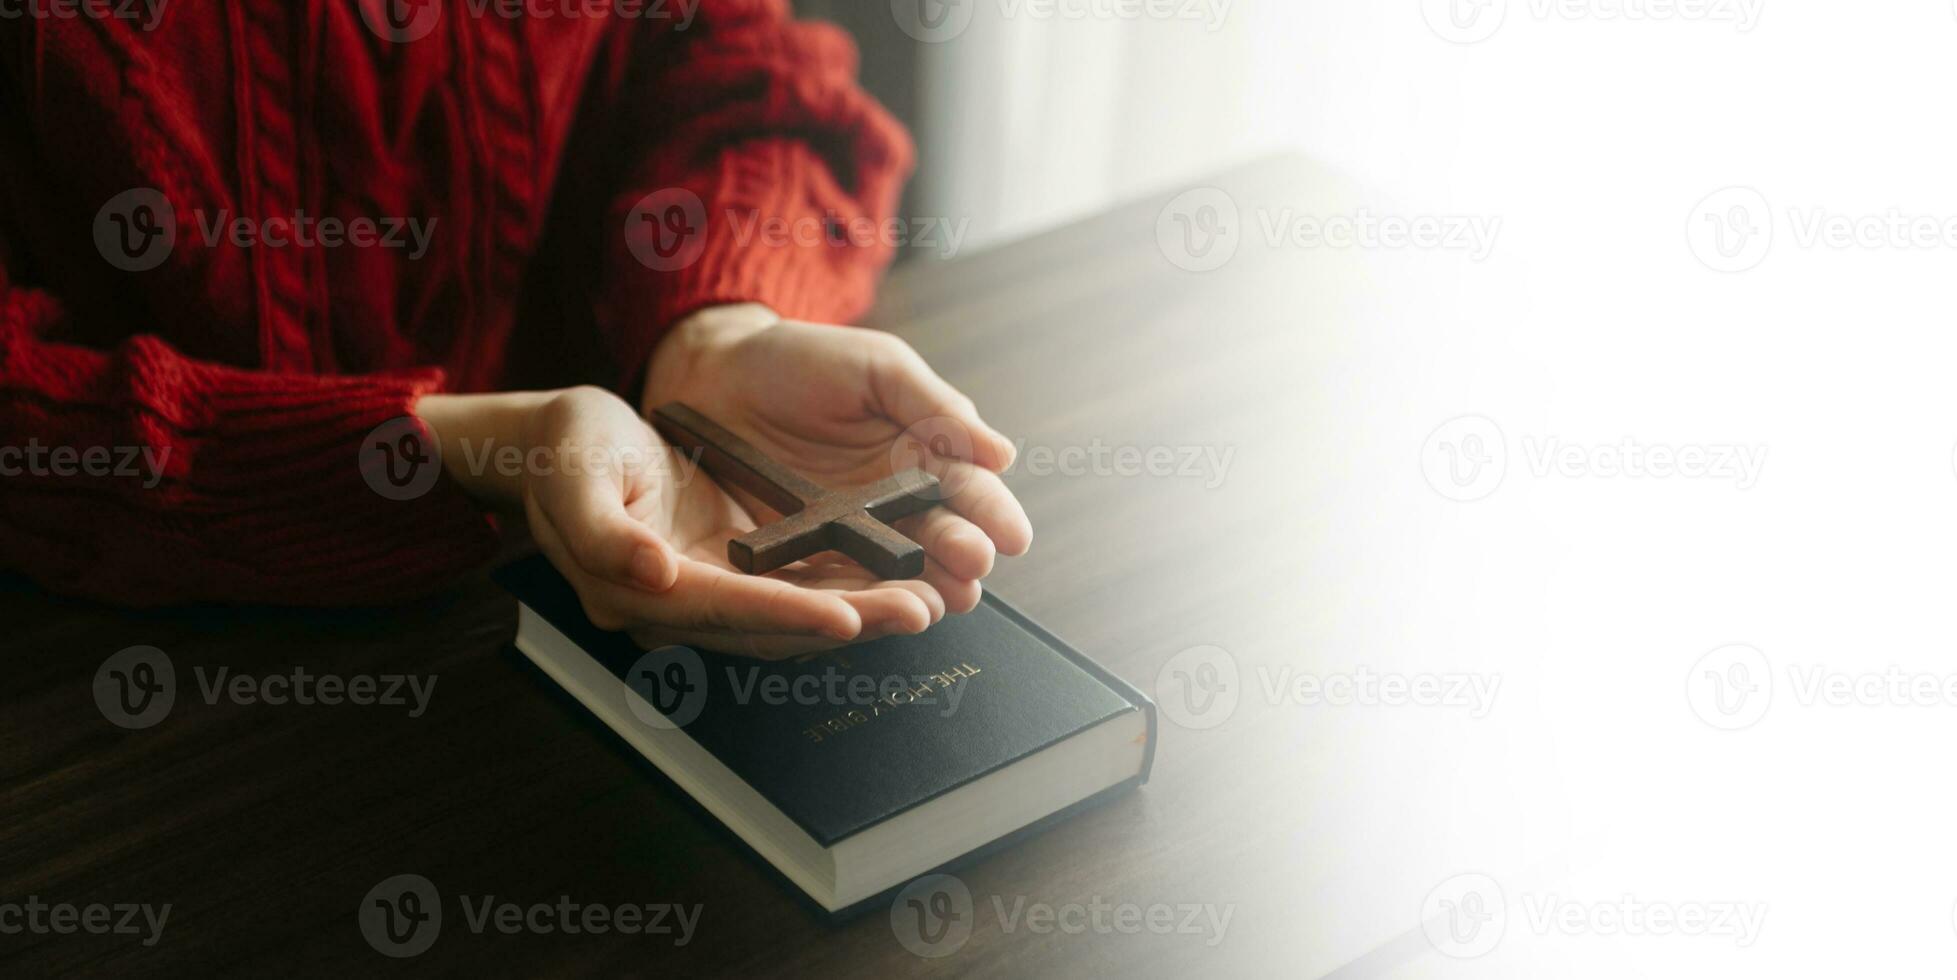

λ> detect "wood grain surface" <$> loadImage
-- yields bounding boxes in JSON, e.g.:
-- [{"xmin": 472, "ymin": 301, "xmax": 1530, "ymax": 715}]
[{"xmin": 0, "ymin": 156, "xmax": 1475, "ymax": 978}]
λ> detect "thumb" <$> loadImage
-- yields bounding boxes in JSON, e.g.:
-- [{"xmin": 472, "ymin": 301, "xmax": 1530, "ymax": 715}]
[
  {"xmin": 529, "ymin": 475, "xmax": 681, "ymax": 592},
  {"xmin": 871, "ymin": 336, "xmax": 1016, "ymax": 471}
]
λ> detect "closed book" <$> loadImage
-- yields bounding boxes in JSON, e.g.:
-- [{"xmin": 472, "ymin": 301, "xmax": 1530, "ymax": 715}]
[{"xmin": 493, "ymin": 555, "xmax": 1156, "ymax": 921}]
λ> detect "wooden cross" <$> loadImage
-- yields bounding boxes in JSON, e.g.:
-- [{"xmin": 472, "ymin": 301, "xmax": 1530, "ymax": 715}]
[{"xmin": 650, "ymin": 403, "xmax": 943, "ymax": 580}]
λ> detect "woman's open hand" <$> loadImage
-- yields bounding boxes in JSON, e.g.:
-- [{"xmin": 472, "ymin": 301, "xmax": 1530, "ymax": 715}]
[
  {"xmin": 642, "ymin": 303, "xmax": 1033, "ymax": 617},
  {"xmin": 419, "ymin": 385, "xmax": 960, "ymax": 658}
]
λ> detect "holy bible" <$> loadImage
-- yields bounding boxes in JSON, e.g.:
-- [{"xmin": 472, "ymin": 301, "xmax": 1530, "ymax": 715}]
[{"xmin": 494, "ymin": 556, "xmax": 1156, "ymax": 920}]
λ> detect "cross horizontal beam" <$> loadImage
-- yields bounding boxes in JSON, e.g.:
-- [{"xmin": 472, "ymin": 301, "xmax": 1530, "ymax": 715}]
[{"xmin": 651, "ymin": 403, "xmax": 943, "ymax": 580}]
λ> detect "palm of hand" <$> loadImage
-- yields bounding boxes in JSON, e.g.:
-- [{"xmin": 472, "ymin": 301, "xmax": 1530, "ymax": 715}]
[
  {"xmin": 517, "ymin": 385, "xmax": 948, "ymax": 661},
  {"xmin": 622, "ymin": 425, "xmax": 913, "ymax": 591},
  {"xmin": 615, "ymin": 312, "xmax": 1029, "ymax": 656},
  {"xmin": 659, "ymin": 326, "xmax": 928, "ymax": 491}
]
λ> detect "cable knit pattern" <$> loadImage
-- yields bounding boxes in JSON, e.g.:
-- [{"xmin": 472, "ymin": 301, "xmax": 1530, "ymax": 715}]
[{"xmin": 0, "ymin": 0, "xmax": 913, "ymax": 606}]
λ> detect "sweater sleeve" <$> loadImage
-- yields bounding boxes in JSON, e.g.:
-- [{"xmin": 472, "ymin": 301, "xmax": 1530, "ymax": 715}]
[
  {"xmin": 595, "ymin": 0, "xmax": 917, "ymax": 389},
  {"xmin": 0, "ymin": 280, "xmax": 500, "ymax": 607}
]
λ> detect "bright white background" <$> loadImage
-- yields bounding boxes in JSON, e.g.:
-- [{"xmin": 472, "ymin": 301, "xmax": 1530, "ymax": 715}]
[{"xmin": 907, "ymin": 1, "xmax": 1957, "ymax": 975}]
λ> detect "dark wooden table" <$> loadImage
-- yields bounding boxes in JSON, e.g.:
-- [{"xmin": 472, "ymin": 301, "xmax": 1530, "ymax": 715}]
[{"xmin": 2, "ymin": 156, "xmax": 1498, "ymax": 977}]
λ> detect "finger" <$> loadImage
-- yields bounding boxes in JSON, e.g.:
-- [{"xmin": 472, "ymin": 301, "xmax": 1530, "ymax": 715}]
[
  {"xmin": 832, "ymin": 587, "xmax": 933, "ymax": 637},
  {"xmin": 768, "ymin": 561, "xmax": 944, "ymax": 631},
  {"xmin": 567, "ymin": 560, "xmax": 862, "ymax": 641},
  {"xmin": 630, "ymin": 584, "xmax": 946, "ymax": 660},
  {"xmin": 934, "ymin": 462, "xmax": 1032, "ymax": 557},
  {"xmin": 767, "ymin": 555, "xmax": 951, "ymax": 622},
  {"xmin": 630, "ymin": 626, "xmax": 845, "ymax": 661},
  {"xmin": 666, "ymin": 563, "xmax": 863, "ymax": 640},
  {"xmin": 895, "ymin": 507, "xmax": 995, "ymax": 581},
  {"xmin": 629, "ymin": 603, "xmax": 928, "ymax": 660},
  {"xmin": 531, "ymin": 476, "xmax": 679, "ymax": 591},
  {"xmin": 875, "ymin": 577, "xmax": 947, "ymax": 626},
  {"xmin": 871, "ymin": 339, "xmax": 1016, "ymax": 471},
  {"xmin": 528, "ymin": 511, "xmax": 674, "ymax": 633},
  {"xmin": 917, "ymin": 555, "xmax": 982, "ymax": 615},
  {"xmin": 774, "ymin": 553, "xmax": 963, "ymax": 620}
]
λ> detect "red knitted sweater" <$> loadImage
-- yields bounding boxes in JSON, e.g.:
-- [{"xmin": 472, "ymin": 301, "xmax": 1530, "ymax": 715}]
[{"xmin": 0, "ymin": 1, "xmax": 912, "ymax": 606}]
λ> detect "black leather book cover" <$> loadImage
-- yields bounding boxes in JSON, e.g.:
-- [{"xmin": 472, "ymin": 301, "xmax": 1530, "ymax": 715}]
[{"xmin": 493, "ymin": 555, "xmax": 1155, "ymax": 850}]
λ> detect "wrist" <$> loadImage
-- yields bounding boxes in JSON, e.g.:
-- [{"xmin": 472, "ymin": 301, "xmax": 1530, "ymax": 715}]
[
  {"xmin": 642, "ymin": 303, "xmax": 780, "ymax": 412},
  {"xmin": 414, "ymin": 390, "xmax": 557, "ymax": 505}
]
